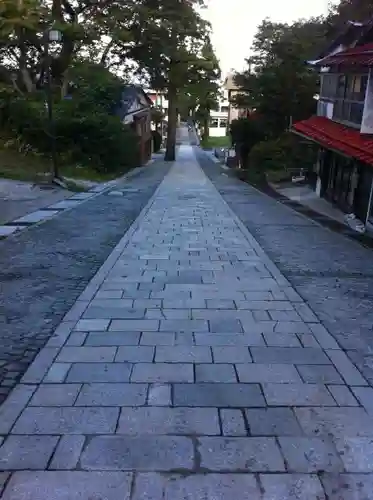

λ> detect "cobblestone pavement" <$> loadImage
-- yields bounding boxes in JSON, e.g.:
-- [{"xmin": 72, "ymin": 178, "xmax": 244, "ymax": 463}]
[
  {"xmin": 1, "ymin": 144, "xmax": 373, "ymax": 498},
  {"xmin": 0, "ymin": 160, "xmax": 171, "ymax": 403}
]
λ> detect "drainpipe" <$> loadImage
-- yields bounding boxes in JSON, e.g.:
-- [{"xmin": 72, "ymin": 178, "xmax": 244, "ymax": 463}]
[{"xmin": 365, "ymin": 177, "xmax": 373, "ymax": 228}]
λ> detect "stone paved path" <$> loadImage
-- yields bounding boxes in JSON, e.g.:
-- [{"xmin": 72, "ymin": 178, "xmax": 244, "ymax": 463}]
[{"xmin": 1, "ymin": 146, "xmax": 372, "ymax": 499}]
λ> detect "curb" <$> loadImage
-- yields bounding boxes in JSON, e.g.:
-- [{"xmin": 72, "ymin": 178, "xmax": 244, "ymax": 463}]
[{"xmin": 0, "ymin": 158, "xmax": 156, "ymax": 242}]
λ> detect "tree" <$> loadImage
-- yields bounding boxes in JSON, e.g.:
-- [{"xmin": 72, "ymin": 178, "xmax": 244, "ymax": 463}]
[
  {"xmin": 233, "ymin": 17, "xmax": 327, "ymax": 138},
  {"xmin": 0, "ymin": 0, "xmax": 139, "ymax": 95},
  {"xmin": 128, "ymin": 0, "xmax": 212, "ymax": 161},
  {"xmin": 191, "ymin": 36, "xmax": 221, "ymax": 142}
]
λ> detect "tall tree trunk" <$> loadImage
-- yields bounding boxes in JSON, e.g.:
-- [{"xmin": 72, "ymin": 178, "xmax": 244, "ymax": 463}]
[
  {"xmin": 165, "ymin": 81, "xmax": 177, "ymax": 162},
  {"xmin": 203, "ymin": 115, "xmax": 209, "ymax": 143}
]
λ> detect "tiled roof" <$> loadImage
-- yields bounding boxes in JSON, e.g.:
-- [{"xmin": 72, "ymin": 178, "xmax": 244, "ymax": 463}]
[
  {"xmin": 316, "ymin": 42, "xmax": 373, "ymax": 67},
  {"xmin": 292, "ymin": 116, "xmax": 373, "ymax": 165}
]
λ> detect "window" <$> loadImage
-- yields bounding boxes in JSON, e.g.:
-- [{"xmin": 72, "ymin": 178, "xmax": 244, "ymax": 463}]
[
  {"xmin": 333, "ymin": 73, "xmax": 368, "ymax": 127},
  {"xmin": 220, "ymin": 119, "xmax": 228, "ymax": 128},
  {"xmin": 210, "ymin": 118, "xmax": 219, "ymax": 128},
  {"xmin": 220, "ymin": 106, "xmax": 229, "ymax": 113},
  {"xmin": 320, "ymin": 74, "xmax": 338, "ymax": 99}
]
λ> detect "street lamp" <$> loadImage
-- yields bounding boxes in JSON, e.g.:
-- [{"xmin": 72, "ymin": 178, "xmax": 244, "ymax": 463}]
[{"xmin": 44, "ymin": 28, "xmax": 62, "ymax": 184}]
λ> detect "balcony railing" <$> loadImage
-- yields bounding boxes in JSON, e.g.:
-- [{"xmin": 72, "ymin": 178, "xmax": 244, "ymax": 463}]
[{"xmin": 333, "ymin": 99, "xmax": 364, "ymax": 128}]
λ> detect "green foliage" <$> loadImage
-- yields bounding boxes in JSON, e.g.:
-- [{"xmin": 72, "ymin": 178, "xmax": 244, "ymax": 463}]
[
  {"xmin": 247, "ymin": 133, "xmax": 317, "ymax": 178},
  {"xmin": 234, "ymin": 17, "xmax": 327, "ymax": 138},
  {"xmin": 2, "ymin": 63, "xmax": 140, "ymax": 174},
  {"xmin": 152, "ymin": 130, "xmax": 162, "ymax": 152},
  {"xmin": 229, "ymin": 116, "xmax": 267, "ymax": 168}
]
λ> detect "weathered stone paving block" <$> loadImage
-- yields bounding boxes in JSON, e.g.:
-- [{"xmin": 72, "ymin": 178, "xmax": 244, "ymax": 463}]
[
  {"xmin": 81, "ymin": 436, "xmax": 194, "ymax": 471},
  {"xmin": 260, "ymin": 474, "xmax": 326, "ymax": 500},
  {"xmin": 173, "ymin": 383, "xmax": 265, "ymax": 407},
  {"xmin": 30, "ymin": 384, "xmax": 81, "ymax": 406},
  {"xmin": 164, "ymin": 474, "xmax": 262, "ymax": 500},
  {"xmin": 115, "ymin": 346, "xmax": 154, "ymax": 362},
  {"xmin": 220, "ymin": 409, "xmax": 247, "ymax": 436},
  {"xmin": 12, "ymin": 406, "xmax": 119, "ymax": 434},
  {"xmin": 0, "ymin": 435, "xmax": 59, "ymax": 470},
  {"xmin": 328, "ymin": 385, "xmax": 359, "ymax": 406},
  {"xmin": 296, "ymin": 364, "xmax": 343, "ymax": 384},
  {"xmin": 308, "ymin": 323, "xmax": 340, "ymax": 349},
  {"xmin": 352, "ymin": 386, "xmax": 373, "ymax": 414},
  {"xmin": 321, "ymin": 473, "xmax": 373, "ymax": 499},
  {"xmin": 131, "ymin": 363, "xmax": 193, "ymax": 383},
  {"xmin": 56, "ymin": 346, "xmax": 116, "ymax": 363},
  {"xmin": 263, "ymin": 383, "xmax": 336, "ymax": 406},
  {"xmin": 198, "ymin": 437, "xmax": 285, "ymax": 472},
  {"xmin": 278, "ymin": 437, "xmax": 343, "ymax": 472},
  {"xmin": 212, "ymin": 346, "xmax": 252, "ymax": 363},
  {"xmin": 1, "ymin": 471, "xmax": 133, "ymax": 500},
  {"xmin": 155, "ymin": 346, "xmax": 212, "ymax": 363},
  {"xmin": 334, "ymin": 437, "xmax": 373, "ymax": 472},
  {"xmin": 159, "ymin": 319, "xmax": 208, "ymax": 332},
  {"xmin": 195, "ymin": 333, "xmax": 264, "ymax": 346},
  {"xmin": 110, "ymin": 319, "xmax": 159, "ymax": 331},
  {"xmin": 21, "ymin": 348, "xmax": 59, "ymax": 384},
  {"xmin": 295, "ymin": 407, "xmax": 373, "ymax": 437},
  {"xmin": 245, "ymin": 408, "xmax": 302, "ymax": 436},
  {"xmin": 147, "ymin": 383, "xmax": 171, "ymax": 406},
  {"xmin": 85, "ymin": 332, "xmax": 140, "ymax": 346},
  {"xmin": 75, "ymin": 319, "xmax": 110, "ymax": 331},
  {"xmin": 117, "ymin": 407, "xmax": 220, "ymax": 435},
  {"xmin": 195, "ymin": 364, "xmax": 237, "ymax": 382},
  {"xmin": 83, "ymin": 307, "xmax": 145, "ymax": 319},
  {"xmin": 326, "ymin": 349, "xmax": 368, "ymax": 386},
  {"xmin": 66, "ymin": 363, "xmax": 132, "ymax": 383},
  {"xmin": 0, "ymin": 384, "xmax": 36, "ymax": 434},
  {"xmin": 263, "ymin": 332, "xmax": 301, "ymax": 347},
  {"xmin": 75, "ymin": 383, "xmax": 147, "ymax": 406},
  {"xmin": 49, "ymin": 435, "xmax": 85, "ymax": 470},
  {"xmin": 43, "ymin": 363, "xmax": 71, "ymax": 383},
  {"xmin": 236, "ymin": 363, "xmax": 301, "ymax": 383},
  {"xmin": 250, "ymin": 347, "xmax": 330, "ymax": 364}
]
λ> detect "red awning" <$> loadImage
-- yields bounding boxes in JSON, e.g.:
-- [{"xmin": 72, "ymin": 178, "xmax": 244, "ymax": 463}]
[
  {"xmin": 316, "ymin": 43, "xmax": 373, "ymax": 67},
  {"xmin": 292, "ymin": 116, "xmax": 373, "ymax": 165}
]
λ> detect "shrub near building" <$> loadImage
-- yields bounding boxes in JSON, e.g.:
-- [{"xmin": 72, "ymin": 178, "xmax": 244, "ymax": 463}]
[{"xmin": 1, "ymin": 63, "xmax": 141, "ymax": 177}]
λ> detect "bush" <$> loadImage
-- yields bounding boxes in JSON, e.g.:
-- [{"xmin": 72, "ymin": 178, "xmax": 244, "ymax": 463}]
[
  {"xmin": 152, "ymin": 130, "xmax": 162, "ymax": 153},
  {"xmin": 230, "ymin": 116, "xmax": 266, "ymax": 168},
  {"xmin": 5, "ymin": 96, "xmax": 140, "ymax": 174},
  {"xmin": 1, "ymin": 63, "xmax": 141, "ymax": 175},
  {"xmin": 247, "ymin": 133, "xmax": 317, "ymax": 179}
]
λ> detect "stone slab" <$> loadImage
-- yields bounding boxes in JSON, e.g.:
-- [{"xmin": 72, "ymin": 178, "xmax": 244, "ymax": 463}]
[
  {"xmin": 1, "ymin": 471, "xmax": 132, "ymax": 500},
  {"xmin": 66, "ymin": 363, "xmax": 132, "ymax": 383},
  {"xmin": 75, "ymin": 383, "xmax": 148, "ymax": 406},
  {"xmin": 81, "ymin": 436, "xmax": 194, "ymax": 471},
  {"xmin": 12, "ymin": 406, "xmax": 119, "ymax": 434},
  {"xmin": 260, "ymin": 474, "xmax": 326, "ymax": 500},
  {"xmin": 14, "ymin": 210, "xmax": 59, "ymax": 224},
  {"xmin": 173, "ymin": 383, "xmax": 265, "ymax": 407},
  {"xmin": 0, "ymin": 435, "xmax": 59, "ymax": 470},
  {"xmin": 198, "ymin": 437, "xmax": 285, "ymax": 472},
  {"xmin": 117, "ymin": 407, "xmax": 220, "ymax": 435}
]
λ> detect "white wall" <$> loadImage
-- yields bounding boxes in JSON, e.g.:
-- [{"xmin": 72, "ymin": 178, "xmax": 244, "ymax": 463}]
[{"xmin": 361, "ymin": 69, "xmax": 373, "ymax": 134}]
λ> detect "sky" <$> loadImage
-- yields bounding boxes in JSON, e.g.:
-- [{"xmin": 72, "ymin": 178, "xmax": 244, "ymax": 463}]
[{"xmin": 204, "ymin": 0, "xmax": 335, "ymax": 77}]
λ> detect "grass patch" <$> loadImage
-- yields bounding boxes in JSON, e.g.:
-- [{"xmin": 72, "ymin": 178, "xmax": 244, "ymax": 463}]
[
  {"xmin": 202, "ymin": 136, "xmax": 231, "ymax": 149},
  {"xmin": 0, "ymin": 146, "xmax": 128, "ymax": 185}
]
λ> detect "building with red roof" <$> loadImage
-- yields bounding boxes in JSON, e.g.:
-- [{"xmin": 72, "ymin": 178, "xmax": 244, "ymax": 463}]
[{"xmin": 292, "ymin": 20, "xmax": 373, "ymax": 226}]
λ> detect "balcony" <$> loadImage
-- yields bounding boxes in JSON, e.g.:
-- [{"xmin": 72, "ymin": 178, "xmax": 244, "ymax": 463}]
[
  {"xmin": 319, "ymin": 72, "xmax": 368, "ymax": 129},
  {"xmin": 333, "ymin": 100, "xmax": 364, "ymax": 128}
]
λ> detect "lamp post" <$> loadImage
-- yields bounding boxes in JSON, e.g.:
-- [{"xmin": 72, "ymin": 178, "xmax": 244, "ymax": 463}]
[{"xmin": 44, "ymin": 28, "xmax": 62, "ymax": 183}]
